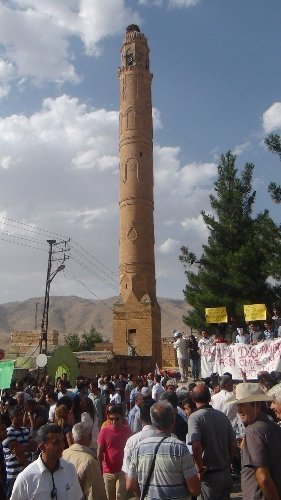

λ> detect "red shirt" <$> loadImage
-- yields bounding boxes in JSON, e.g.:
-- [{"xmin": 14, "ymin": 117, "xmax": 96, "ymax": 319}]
[{"xmin": 97, "ymin": 424, "xmax": 132, "ymax": 473}]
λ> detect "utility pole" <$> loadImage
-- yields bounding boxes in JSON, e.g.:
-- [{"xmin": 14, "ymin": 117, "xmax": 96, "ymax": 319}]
[
  {"xmin": 39, "ymin": 239, "xmax": 69, "ymax": 354},
  {"xmin": 34, "ymin": 301, "xmax": 39, "ymax": 330}
]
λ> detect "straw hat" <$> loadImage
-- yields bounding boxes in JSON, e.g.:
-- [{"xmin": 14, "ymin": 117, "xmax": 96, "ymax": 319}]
[{"xmin": 227, "ymin": 383, "xmax": 273, "ymax": 404}]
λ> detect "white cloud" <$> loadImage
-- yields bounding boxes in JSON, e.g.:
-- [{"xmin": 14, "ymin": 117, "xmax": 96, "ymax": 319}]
[
  {"xmin": 0, "ymin": 1, "xmax": 141, "ymax": 94},
  {"xmin": 159, "ymin": 238, "xmax": 180, "ymax": 254},
  {"xmin": 138, "ymin": 0, "xmax": 200, "ymax": 7},
  {"xmin": 262, "ymin": 102, "xmax": 281, "ymax": 133},
  {"xmin": 0, "ymin": 156, "xmax": 12, "ymax": 170},
  {"xmin": 167, "ymin": 0, "xmax": 201, "ymax": 7},
  {"xmin": 232, "ymin": 142, "xmax": 250, "ymax": 156},
  {"xmin": 0, "ymin": 93, "xmax": 217, "ymax": 301},
  {"xmin": 0, "ymin": 58, "xmax": 15, "ymax": 97}
]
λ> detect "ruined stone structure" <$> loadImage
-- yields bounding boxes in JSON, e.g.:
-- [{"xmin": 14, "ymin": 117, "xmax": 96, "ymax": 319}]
[
  {"xmin": 9, "ymin": 330, "xmax": 59, "ymax": 357},
  {"xmin": 113, "ymin": 25, "xmax": 162, "ymax": 365}
]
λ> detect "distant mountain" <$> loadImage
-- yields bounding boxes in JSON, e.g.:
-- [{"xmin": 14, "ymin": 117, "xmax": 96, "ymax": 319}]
[{"xmin": 0, "ymin": 295, "xmax": 191, "ymax": 351}]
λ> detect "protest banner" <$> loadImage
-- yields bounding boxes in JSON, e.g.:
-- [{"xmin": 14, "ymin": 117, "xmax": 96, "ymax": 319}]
[
  {"xmin": 200, "ymin": 338, "xmax": 281, "ymax": 380},
  {"xmin": 244, "ymin": 303, "xmax": 267, "ymax": 321},
  {"xmin": 205, "ymin": 307, "xmax": 228, "ymax": 323},
  {"xmin": 0, "ymin": 360, "xmax": 15, "ymax": 389}
]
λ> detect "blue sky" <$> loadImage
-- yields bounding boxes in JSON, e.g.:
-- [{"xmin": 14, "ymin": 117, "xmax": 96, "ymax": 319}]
[{"xmin": 0, "ymin": 0, "xmax": 280, "ymax": 305}]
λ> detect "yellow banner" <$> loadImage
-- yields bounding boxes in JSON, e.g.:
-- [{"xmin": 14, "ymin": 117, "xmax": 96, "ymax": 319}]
[
  {"xmin": 244, "ymin": 304, "xmax": 267, "ymax": 321},
  {"xmin": 205, "ymin": 307, "xmax": 228, "ymax": 324}
]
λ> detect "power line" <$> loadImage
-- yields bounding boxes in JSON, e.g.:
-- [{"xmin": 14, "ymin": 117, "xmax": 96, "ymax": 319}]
[
  {"xmin": 70, "ymin": 240, "xmax": 118, "ymax": 281},
  {"xmin": 63, "ymin": 270, "xmax": 115, "ymax": 312},
  {"xmin": 0, "ymin": 215, "xmax": 68, "ymax": 239},
  {"xmin": 69, "ymin": 253, "xmax": 118, "ymax": 292},
  {"xmin": 0, "ymin": 228, "xmax": 48, "ymax": 246},
  {"xmin": 0, "ymin": 237, "xmax": 47, "ymax": 252}
]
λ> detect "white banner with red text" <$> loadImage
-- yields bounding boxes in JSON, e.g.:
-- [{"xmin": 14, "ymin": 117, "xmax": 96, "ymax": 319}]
[{"xmin": 200, "ymin": 339, "xmax": 281, "ymax": 380}]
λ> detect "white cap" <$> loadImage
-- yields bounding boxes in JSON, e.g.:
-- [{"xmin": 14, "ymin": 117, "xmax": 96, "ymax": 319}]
[{"xmin": 173, "ymin": 331, "xmax": 181, "ymax": 338}]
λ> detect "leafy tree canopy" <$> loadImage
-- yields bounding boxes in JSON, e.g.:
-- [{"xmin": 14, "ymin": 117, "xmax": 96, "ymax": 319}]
[
  {"xmin": 265, "ymin": 133, "xmax": 281, "ymax": 203},
  {"xmin": 179, "ymin": 151, "xmax": 281, "ymax": 331},
  {"xmin": 64, "ymin": 325, "xmax": 104, "ymax": 352}
]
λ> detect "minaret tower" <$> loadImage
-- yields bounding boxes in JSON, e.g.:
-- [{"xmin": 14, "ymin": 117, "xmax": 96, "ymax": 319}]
[{"xmin": 113, "ymin": 25, "xmax": 161, "ymax": 365}]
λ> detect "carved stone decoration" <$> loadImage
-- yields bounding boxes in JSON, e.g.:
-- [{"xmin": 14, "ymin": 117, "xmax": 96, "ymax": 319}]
[{"xmin": 127, "ymin": 221, "xmax": 138, "ymax": 241}]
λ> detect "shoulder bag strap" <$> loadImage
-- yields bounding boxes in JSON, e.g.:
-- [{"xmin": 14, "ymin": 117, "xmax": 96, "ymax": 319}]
[{"xmin": 140, "ymin": 436, "xmax": 167, "ymax": 500}]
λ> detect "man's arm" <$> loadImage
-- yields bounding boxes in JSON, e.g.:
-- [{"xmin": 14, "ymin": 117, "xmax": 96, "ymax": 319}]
[
  {"xmin": 126, "ymin": 476, "xmax": 141, "ymax": 498},
  {"xmin": 97, "ymin": 443, "xmax": 104, "ymax": 473},
  {"xmin": 191, "ymin": 439, "xmax": 204, "ymax": 472},
  {"xmin": 255, "ymin": 466, "xmax": 280, "ymax": 500},
  {"xmin": 185, "ymin": 475, "xmax": 201, "ymax": 498}
]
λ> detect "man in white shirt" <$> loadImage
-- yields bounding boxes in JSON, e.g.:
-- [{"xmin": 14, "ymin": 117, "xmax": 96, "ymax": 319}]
[
  {"xmin": 235, "ymin": 327, "xmax": 250, "ymax": 344},
  {"xmin": 151, "ymin": 375, "xmax": 165, "ymax": 401},
  {"xmin": 198, "ymin": 331, "xmax": 213, "ymax": 350},
  {"xmin": 122, "ymin": 398, "xmax": 157, "ymax": 475},
  {"xmin": 10, "ymin": 423, "xmax": 83, "ymax": 500},
  {"xmin": 211, "ymin": 374, "xmax": 237, "ymax": 425},
  {"xmin": 173, "ymin": 331, "xmax": 189, "ymax": 382}
]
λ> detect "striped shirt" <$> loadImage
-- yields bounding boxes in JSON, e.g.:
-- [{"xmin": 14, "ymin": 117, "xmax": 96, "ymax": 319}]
[
  {"xmin": 128, "ymin": 434, "xmax": 197, "ymax": 499},
  {"xmin": 2, "ymin": 425, "xmax": 32, "ymax": 479}
]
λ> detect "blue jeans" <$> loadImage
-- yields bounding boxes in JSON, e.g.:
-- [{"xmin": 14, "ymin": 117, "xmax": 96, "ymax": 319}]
[{"xmin": 190, "ymin": 358, "xmax": 200, "ymax": 380}]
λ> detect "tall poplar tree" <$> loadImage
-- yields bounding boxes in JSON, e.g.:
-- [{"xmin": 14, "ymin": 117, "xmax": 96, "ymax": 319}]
[
  {"xmin": 265, "ymin": 133, "xmax": 281, "ymax": 203},
  {"xmin": 179, "ymin": 151, "xmax": 281, "ymax": 330}
]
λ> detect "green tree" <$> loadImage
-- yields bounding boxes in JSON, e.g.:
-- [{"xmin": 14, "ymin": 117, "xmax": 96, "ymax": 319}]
[
  {"xmin": 80, "ymin": 325, "xmax": 104, "ymax": 351},
  {"xmin": 264, "ymin": 133, "xmax": 281, "ymax": 203},
  {"xmin": 64, "ymin": 325, "xmax": 104, "ymax": 352},
  {"xmin": 179, "ymin": 151, "xmax": 281, "ymax": 330},
  {"xmin": 64, "ymin": 332, "xmax": 81, "ymax": 352}
]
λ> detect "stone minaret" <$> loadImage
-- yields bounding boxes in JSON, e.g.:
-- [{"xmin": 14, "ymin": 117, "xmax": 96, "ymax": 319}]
[{"xmin": 113, "ymin": 25, "xmax": 161, "ymax": 365}]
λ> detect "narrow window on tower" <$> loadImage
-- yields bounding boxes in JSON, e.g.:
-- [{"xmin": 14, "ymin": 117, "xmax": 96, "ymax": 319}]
[
  {"xmin": 126, "ymin": 53, "xmax": 133, "ymax": 66},
  {"xmin": 140, "ymin": 152, "xmax": 142, "ymax": 157}
]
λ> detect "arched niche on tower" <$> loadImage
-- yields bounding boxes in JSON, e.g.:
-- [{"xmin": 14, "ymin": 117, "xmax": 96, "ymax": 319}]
[
  {"xmin": 126, "ymin": 107, "xmax": 135, "ymax": 130},
  {"xmin": 124, "ymin": 157, "xmax": 139, "ymax": 182}
]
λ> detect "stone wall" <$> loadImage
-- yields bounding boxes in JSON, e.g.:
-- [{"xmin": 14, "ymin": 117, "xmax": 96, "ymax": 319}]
[
  {"xmin": 78, "ymin": 354, "xmax": 153, "ymax": 378},
  {"xmin": 9, "ymin": 330, "xmax": 59, "ymax": 356},
  {"xmin": 162, "ymin": 337, "xmax": 177, "ymax": 368}
]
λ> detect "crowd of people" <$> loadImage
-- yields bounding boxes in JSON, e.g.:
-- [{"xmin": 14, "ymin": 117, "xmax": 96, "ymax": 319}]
[
  {"xmin": 0, "ymin": 364, "xmax": 281, "ymax": 500},
  {"xmin": 173, "ymin": 308, "xmax": 281, "ymax": 383}
]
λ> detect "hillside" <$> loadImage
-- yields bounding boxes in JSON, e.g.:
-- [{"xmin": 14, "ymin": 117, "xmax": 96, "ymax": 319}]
[{"xmin": 0, "ymin": 295, "xmax": 191, "ymax": 351}]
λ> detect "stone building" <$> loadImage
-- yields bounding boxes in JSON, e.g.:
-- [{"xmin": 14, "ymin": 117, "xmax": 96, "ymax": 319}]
[{"xmin": 113, "ymin": 25, "xmax": 161, "ymax": 365}]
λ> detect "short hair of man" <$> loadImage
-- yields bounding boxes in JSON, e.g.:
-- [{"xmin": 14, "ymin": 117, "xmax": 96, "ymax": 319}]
[
  {"xmin": 35, "ymin": 423, "xmax": 62, "ymax": 444},
  {"xmin": 107, "ymin": 404, "xmax": 124, "ymax": 417},
  {"xmin": 159, "ymin": 390, "xmax": 178, "ymax": 409},
  {"xmin": 9, "ymin": 405, "xmax": 24, "ymax": 418},
  {"xmin": 139, "ymin": 397, "xmax": 155, "ymax": 424},
  {"xmin": 72, "ymin": 422, "xmax": 91, "ymax": 443},
  {"xmin": 220, "ymin": 374, "xmax": 233, "ymax": 390},
  {"xmin": 150, "ymin": 401, "xmax": 175, "ymax": 430},
  {"xmin": 191, "ymin": 384, "xmax": 211, "ymax": 404},
  {"xmin": 56, "ymin": 395, "xmax": 72, "ymax": 411},
  {"xmin": 155, "ymin": 374, "xmax": 161, "ymax": 383}
]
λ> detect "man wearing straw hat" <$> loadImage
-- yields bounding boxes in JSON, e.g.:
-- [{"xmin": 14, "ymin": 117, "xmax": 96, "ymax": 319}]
[{"xmin": 228, "ymin": 382, "xmax": 281, "ymax": 500}]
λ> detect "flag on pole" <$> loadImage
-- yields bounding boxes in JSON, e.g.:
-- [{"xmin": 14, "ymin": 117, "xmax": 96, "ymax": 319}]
[{"xmin": 0, "ymin": 360, "xmax": 15, "ymax": 389}]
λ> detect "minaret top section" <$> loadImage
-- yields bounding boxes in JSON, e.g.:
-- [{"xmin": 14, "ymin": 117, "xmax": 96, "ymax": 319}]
[{"xmin": 119, "ymin": 25, "xmax": 150, "ymax": 75}]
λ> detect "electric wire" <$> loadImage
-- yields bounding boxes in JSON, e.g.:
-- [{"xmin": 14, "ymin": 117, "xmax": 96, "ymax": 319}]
[
  {"xmin": 0, "ymin": 237, "xmax": 47, "ymax": 252},
  {"xmin": 0, "ymin": 228, "xmax": 48, "ymax": 246},
  {"xmin": 63, "ymin": 270, "xmax": 115, "ymax": 312},
  {"xmin": 0, "ymin": 215, "xmax": 118, "ymax": 289},
  {"xmin": 69, "ymin": 240, "xmax": 118, "ymax": 282},
  {"xmin": 0, "ymin": 215, "xmax": 68, "ymax": 239},
  {"xmin": 69, "ymin": 253, "xmax": 119, "ymax": 292}
]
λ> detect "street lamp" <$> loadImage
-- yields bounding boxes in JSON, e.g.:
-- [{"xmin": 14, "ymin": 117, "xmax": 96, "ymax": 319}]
[{"xmin": 39, "ymin": 240, "xmax": 66, "ymax": 355}]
